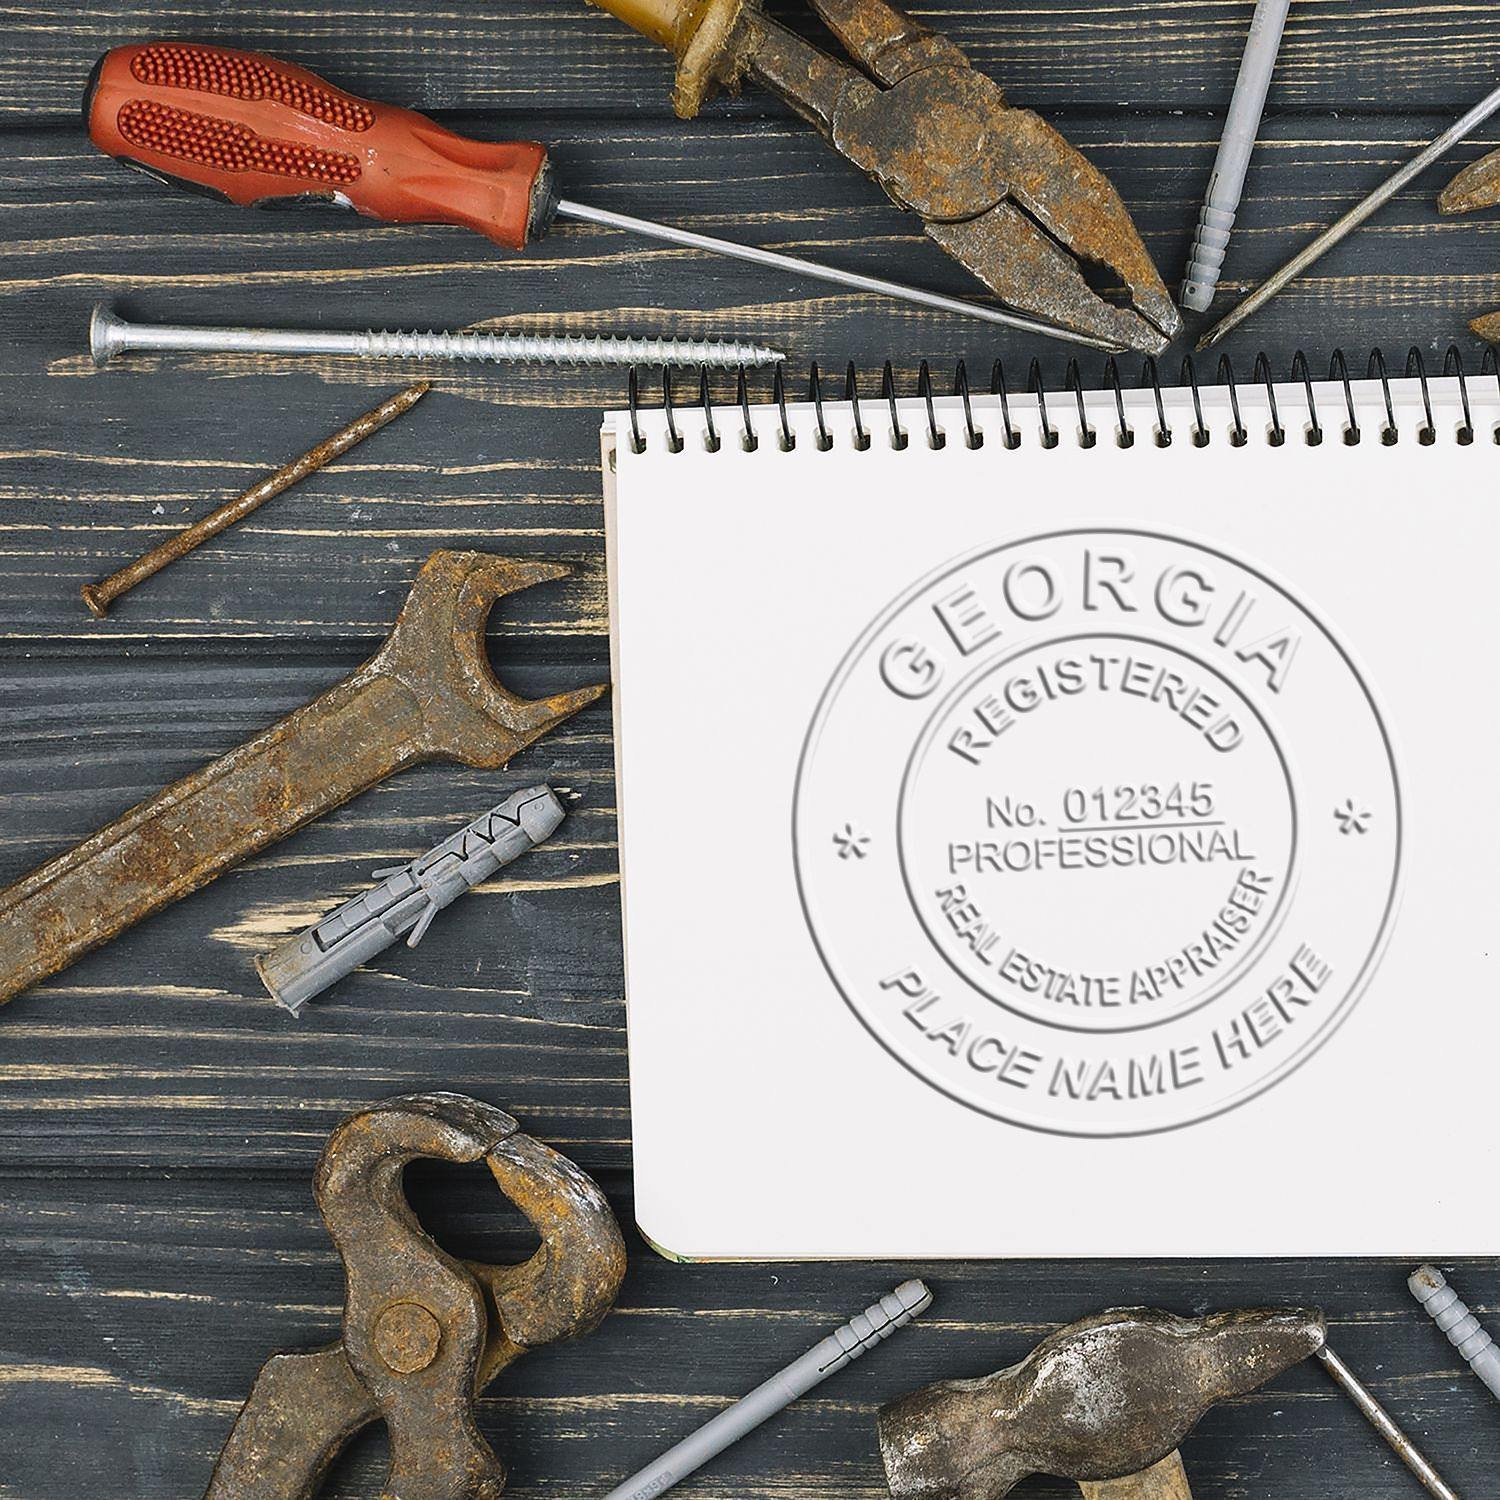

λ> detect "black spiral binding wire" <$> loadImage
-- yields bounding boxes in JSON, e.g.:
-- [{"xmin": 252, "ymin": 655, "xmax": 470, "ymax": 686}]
[{"xmin": 627, "ymin": 346, "xmax": 1496, "ymax": 452}]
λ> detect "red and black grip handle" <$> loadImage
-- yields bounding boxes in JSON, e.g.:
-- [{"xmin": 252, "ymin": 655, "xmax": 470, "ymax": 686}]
[{"xmin": 86, "ymin": 42, "xmax": 557, "ymax": 251}]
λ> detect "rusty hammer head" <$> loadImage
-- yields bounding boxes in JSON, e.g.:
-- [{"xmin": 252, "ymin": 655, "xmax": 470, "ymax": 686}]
[{"xmin": 878, "ymin": 1307, "xmax": 1326, "ymax": 1500}]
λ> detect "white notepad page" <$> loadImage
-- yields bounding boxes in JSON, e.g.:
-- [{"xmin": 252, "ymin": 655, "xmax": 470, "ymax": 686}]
[{"xmin": 604, "ymin": 369, "xmax": 1498, "ymax": 1259}]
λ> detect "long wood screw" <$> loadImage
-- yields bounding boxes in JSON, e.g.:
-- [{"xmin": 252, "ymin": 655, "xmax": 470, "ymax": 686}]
[
  {"xmin": 80, "ymin": 382, "xmax": 429, "ymax": 617},
  {"xmin": 89, "ymin": 304, "xmax": 783, "ymax": 370}
]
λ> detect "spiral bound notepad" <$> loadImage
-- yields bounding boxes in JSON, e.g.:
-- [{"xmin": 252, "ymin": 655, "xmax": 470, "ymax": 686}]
[{"xmin": 602, "ymin": 355, "xmax": 1500, "ymax": 1260}]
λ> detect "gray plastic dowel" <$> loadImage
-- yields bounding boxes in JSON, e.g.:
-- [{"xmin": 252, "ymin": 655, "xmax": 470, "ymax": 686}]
[
  {"xmin": 1410, "ymin": 1264, "xmax": 1500, "ymax": 1402},
  {"xmin": 256, "ymin": 785, "xmax": 565, "ymax": 1015},
  {"xmin": 1181, "ymin": 0, "xmax": 1294, "ymax": 312},
  {"xmin": 601, "ymin": 1280, "xmax": 932, "ymax": 1500}
]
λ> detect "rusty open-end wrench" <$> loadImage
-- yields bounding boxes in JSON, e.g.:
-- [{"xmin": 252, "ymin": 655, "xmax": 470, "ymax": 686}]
[
  {"xmin": 0, "ymin": 552, "xmax": 604, "ymax": 1005},
  {"xmin": 204, "ymin": 1092, "xmax": 627, "ymax": 1500}
]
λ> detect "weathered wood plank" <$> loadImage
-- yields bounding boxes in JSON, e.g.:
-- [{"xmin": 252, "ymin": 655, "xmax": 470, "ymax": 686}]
[
  {"xmin": 2, "ymin": 1177, "xmax": 1495, "ymax": 1497},
  {"xmin": 0, "ymin": 668, "xmax": 624, "ymax": 1168},
  {"xmin": 2, "ymin": 0, "xmax": 1500, "ymax": 120},
  {"xmin": 2, "ymin": 116, "xmax": 1499, "ymax": 652},
  {"xmin": 1, "ymin": 112, "xmax": 1499, "ymax": 1169},
  {"xmin": 3, "ymin": 2, "xmax": 1500, "ymax": 1494}
]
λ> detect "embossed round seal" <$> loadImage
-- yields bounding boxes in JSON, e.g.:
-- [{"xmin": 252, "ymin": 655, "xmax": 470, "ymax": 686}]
[{"xmin": 794, "ymin": 530, "xmax": 1401, "ymax": 1136}]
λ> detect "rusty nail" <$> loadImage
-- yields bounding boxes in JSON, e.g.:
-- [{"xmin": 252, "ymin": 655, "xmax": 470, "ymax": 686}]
[{"xmin": 80, "ymin": 381, "xmax": 430, "ymax": 617}]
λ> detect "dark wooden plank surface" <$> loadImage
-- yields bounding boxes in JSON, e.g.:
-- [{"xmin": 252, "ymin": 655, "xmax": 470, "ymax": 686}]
[
  {"xmin": 1, "ymin": 0, "xmax": 1497, "ymax": 1496},
  {"xmin": 3, "ymin": 0, "xmax": 1500, "ymax": 118}
]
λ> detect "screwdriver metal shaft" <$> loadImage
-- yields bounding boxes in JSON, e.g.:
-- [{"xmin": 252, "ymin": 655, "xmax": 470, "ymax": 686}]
[{"xmin": 555, "ymin": 199, "xmax": 1122, "ymax": 352}]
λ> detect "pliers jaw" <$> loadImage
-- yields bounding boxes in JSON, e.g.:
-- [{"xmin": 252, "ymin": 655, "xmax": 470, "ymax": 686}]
[
  {"xmin": 1439, "ymin": 148, "xmax": 1500, "ymax": 341},
  {"xmin": 594, "ymin": 0, "xmax": 1180, "ymax": 352}
]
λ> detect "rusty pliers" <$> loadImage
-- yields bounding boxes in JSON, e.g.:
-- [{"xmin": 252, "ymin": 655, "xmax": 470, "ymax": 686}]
[
  {"xmin": 203, "ymin": 1094, "xmax": 627, "ymax": 1500},
  {"xmin": 590, "ymin": 0, "xmax": 1181, "ymax": 352},
  {"xmin": 1440, "ymin": 150, "xmax": 1500, "ymax": 341}
]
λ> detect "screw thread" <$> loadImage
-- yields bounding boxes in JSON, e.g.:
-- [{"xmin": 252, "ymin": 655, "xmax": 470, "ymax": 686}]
[
  {"xmin": 357, "ymin": 328, "xmax": 779, "ymax": 369},
  {"xmin": 1410, "ymin": 1265, "xmax": 1500, "ymax": 1401}
]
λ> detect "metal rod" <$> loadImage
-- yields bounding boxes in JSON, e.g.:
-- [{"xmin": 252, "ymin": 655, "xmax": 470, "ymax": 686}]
[
  {"xmin": 88, "ymin": 303, "xmax": 783, "ymax": 370},
  {"xmin": 80, "ymin": 382, "xmax": 430, "ymax": 618},
  {"xmin": 1315, "ymin": 1345, "xmax": 1462, "ymax": 1500},
  {"xmin": 1198, "ymin": 79, "xmax": 1500, "ymax": 349},
  {"xmin": 556, "ymin": 199, "xmax": 1123, "ymax": 353}
]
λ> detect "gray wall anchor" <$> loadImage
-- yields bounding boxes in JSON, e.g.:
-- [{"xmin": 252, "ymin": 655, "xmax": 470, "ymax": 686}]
[
  {"xmin": 257, "ymin": 785, "xmax": 566, "ymax": 1016},
  {"xmin": 1410, "ymin": 1264, "xmax": 1500, "ymax": 1405},
  {"xmin": 1179, "ymin": 0, "xmax": 1292, "ymax": 312}
]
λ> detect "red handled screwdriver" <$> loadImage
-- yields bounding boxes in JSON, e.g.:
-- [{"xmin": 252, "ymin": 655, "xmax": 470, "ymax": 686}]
[{"xmin": 84, "ymin": 42, "xmax": 1115, "ymax": 349}]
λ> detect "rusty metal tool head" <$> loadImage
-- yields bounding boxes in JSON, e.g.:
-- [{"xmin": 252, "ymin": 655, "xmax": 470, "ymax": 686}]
[
  {"xmin": 878, "ymin": 1306, "xmax": 1326, "ymax": 1499},
  {"xmin": 0, "ymin": 551, "xmax": 605, "ymax": 1005},
  {"xmin": 1439, "ymin": 149, "xmax": 1500, "ymax": 341},
  {"xmin": 1438, "ymin": 148, "xmax": 1500, "ymax": 217},
  {"xmin": 203, "ymin": 1092, "xmax": 627, "ymax": 1500},
  {"xmin": 588, "ymin": 0, "xmax": 1180, "ymax": 353}
]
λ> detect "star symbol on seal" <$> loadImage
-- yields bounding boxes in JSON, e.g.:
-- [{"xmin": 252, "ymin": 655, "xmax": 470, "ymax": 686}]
[
  {"xmin": 1334, "ymin": 798, "xmax": 1372, "ymax": 835},
  {"xmin": 833, "ymin": 823, "xmax": 871, "ymax": 860}
]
